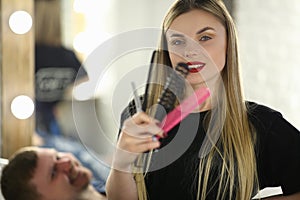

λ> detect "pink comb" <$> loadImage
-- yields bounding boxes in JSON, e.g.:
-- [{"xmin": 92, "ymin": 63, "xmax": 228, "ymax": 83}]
[{"xmin": 158, "ymin": 87, "xmax": 210, "ymax": 138}]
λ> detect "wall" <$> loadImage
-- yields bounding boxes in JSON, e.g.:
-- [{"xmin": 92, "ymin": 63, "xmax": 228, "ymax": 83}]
[
  {"xmin": 0, "ymin": 0, "xmax": 34, "ymax": 158},
  {"xmin": 236, "ymin": 0, "xmax": 300, "ymax": 130}
]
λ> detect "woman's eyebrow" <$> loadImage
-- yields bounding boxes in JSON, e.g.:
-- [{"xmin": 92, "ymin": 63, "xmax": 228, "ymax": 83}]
[
  {"xmin": 196, "ymin": 26, "xmax": 216, "ymax": 34},
  {"xmin": 169, "ymin": 33, "xmax": 184, "ymax": 38},
  {"xmin": 168, "ymin": 26, "xmax": 216, "ymax": 38}
]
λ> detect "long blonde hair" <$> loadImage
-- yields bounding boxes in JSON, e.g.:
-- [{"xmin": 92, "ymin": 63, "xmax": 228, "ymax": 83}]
[{"xmin": 134, "ymin": 0, "xmax": 258, "ymax": 199}]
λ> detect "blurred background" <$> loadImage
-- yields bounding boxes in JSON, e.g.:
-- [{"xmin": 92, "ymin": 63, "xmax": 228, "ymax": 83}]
[{"xmin": 1, "ymin": 0, "xmax": 300, "ymax": 162}]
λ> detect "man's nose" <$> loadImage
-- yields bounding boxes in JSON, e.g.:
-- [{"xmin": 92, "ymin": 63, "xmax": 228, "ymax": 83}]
[{"xmin": 55, "ymin": 157, "xmax": 74, "ymax": 173}]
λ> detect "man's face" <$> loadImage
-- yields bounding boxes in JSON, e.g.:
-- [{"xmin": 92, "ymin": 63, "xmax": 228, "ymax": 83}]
[{"xmin": 30, "ymin": 148, "xmax": 92, "ymax": 200}]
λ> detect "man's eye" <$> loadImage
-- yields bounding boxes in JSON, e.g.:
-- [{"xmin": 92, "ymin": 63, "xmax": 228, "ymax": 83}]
[
  {"xmin": 200, "ymin": 35, "xmax": 212, "ymax": 41},
  {"xmin": 51, "ymin": 168, "xmax": 57, "ymax": 179}
]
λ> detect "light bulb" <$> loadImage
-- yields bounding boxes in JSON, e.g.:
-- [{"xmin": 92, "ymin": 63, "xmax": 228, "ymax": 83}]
[
  {"xmin": 11, "ymin": 95, "xmax": 35, "ymax": 119},
  {"xmin": 9, "ymin": 11, "xmax": 32, "ymax": 34}
]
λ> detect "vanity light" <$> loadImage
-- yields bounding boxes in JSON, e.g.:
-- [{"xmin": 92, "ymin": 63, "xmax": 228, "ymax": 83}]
[
  {"xmin": 11, "ymin": 95, "xmax": 35, "ymax": 119},
  {"xmin": 9, "ymin": 11, "xmax": 32, "ymax": 34}
]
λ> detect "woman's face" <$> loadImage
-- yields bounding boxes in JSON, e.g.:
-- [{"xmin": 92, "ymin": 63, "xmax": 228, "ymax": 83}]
[{"xmin": 166, "ymin": 9, "xmax": 227, "ymax": 88}]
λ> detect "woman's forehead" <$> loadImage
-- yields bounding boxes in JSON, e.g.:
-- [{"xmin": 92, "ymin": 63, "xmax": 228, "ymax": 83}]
[{"xmin": 167, "ymin": 9, "xmax": 223, "ymax": 33}]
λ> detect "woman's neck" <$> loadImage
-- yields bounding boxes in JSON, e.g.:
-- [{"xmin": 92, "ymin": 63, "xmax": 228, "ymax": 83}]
[{"xmin": 185, "ymin": 83, "xmax": 212, "ymax": 113}]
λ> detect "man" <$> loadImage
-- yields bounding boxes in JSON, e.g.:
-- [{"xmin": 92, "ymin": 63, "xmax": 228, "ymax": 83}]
[{"xmin": 1, "ymin": 147, "xmax": 107, "ymax": 200}]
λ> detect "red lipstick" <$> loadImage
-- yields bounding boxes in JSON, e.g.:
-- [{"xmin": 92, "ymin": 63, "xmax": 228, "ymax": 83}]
[{"xmin": 187, "ymin": 62, "xmax": 205, "ymax": 73}]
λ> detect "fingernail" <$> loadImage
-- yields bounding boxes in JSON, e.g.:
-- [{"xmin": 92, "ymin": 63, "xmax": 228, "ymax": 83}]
[
  {"xmin": 152, "ymin": 135, "xmax": 158, "ymax": 142},
  {"xmin": 155, "ymin": 120, "xmax": 162, "ymax": 126}
]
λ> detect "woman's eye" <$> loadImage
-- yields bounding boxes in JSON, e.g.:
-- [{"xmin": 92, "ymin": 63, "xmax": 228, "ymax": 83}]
[
  {"xmin": 170, "ymin": 39, "xmax": 185, "ymax": 46},
  {"xmin": 200, "ymin": 35, "xmax": 212, "ymax": 41}
]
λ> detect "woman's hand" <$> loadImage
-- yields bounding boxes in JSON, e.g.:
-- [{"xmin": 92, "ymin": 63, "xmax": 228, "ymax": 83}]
[{"xmin": 112, "ymin": 112, "xmax": 164, "ymax": 172}]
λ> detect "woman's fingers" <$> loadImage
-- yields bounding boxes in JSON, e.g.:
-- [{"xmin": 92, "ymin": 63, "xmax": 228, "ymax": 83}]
[
  {"xmin": 120, "ymin": 112, "xmax": 163, "ymax": 152},
  {"xmin": 119, "ymin": 133, "xmax": 160, "ymax": 152},
  {"xmin": 114, "ymin": 122, "xmax": 161, "ymax": 172},
  {"xmin": 122, "ymin": 112, "xmax": 164, "ymax": 139},
  {"xmin": 114, "ymin": 112, "xmax": 163, "ymax": 170},
  {"xmin": 131, "ymin": 111, "xmax": 153, "ymax": 124}
]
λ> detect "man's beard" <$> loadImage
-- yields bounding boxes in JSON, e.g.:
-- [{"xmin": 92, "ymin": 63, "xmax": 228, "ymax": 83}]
[{"xmin": 75, "ymin": 185, "xmax": 98, "ymax": 200}]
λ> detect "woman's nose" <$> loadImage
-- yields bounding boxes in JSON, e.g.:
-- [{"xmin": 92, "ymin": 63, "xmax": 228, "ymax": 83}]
[
  {"xmin": 184, "ymin": 48, "xmax": 199, "ymax": 58},
  {"xmin": 183, "ymin": 40, "xmax": 202, "ymax": 58}
]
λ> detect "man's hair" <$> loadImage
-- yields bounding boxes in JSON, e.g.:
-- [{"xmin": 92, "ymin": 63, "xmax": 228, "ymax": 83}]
[{"xmin": 1, "ymin": 148, "xmax": 42, "ymax": 200}]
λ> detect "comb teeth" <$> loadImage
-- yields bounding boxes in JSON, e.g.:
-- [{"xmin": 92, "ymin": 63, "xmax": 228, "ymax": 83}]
[
  {"xmin": 175, "ymin": 62, "xmax": 189, "ymax": 77},
  {"xmin": 173, "ymin": 62, "xmax": 189, "ymax": 100},
  {"xmin": 154, "ymin": 63, "xmax": 190, "ymax": 121}
]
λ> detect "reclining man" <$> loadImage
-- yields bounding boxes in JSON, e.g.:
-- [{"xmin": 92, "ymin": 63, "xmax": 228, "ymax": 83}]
[{"xmin": 1, "ymin": 146, "xmax": 107, "ymax": 200}]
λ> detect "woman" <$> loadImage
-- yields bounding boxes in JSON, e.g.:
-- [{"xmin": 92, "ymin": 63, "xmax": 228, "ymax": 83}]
[{"xmin": 106, "ymin": 0, "xmax": 300, "ymax": 199}]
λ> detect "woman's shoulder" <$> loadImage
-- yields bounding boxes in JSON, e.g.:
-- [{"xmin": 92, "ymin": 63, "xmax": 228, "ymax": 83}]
[
  {"xmin": 246, "ymin": 101, "xmax": 300, "ymax": 140},
  {"xmin": 247, "ymin": 101, "xmax": 300, "ymax": 147},
  {"xmin": 246, "ymin": 101, "xmax": 282, "ymax": 118},
  {"xmin": 246, "ymin": 101, "xmax": 283, "ymax": 131}
]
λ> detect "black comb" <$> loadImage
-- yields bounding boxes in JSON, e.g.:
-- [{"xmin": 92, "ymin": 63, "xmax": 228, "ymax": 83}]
[{"xmin": 154, "ymin": 62, "xmax": 189, "ymax": 121}]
